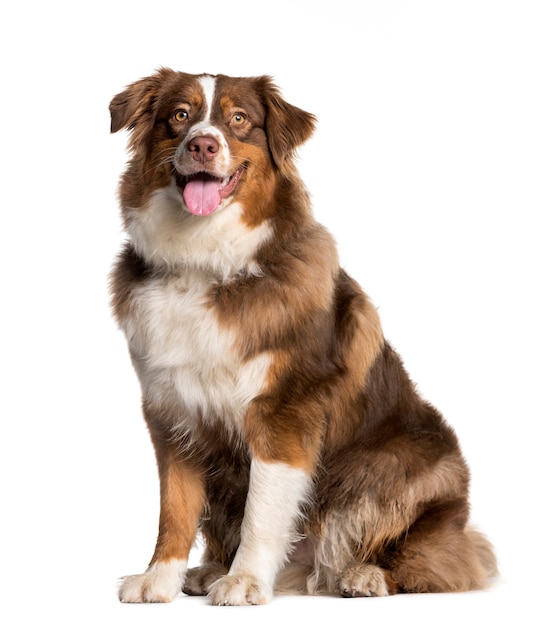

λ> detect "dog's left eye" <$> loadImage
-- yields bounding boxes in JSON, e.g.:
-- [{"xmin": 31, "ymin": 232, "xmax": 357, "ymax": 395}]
[
  {"xmin": 231, "ymin": 113, "xmax": 246, "ymax": 125},
  {"xmin": 174, "ymin": 110, "xmax": 189, "ymax": 122}
]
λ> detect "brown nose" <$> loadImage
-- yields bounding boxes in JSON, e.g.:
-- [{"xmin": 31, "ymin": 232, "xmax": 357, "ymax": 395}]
[{"xmin": 188, "ymin": 135, "xmax": 219, "ymax": 163}]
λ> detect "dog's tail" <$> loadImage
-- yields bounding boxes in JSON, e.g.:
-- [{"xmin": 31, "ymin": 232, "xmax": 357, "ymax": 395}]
[{"xmin": 466, "ymin": 526, "xmax": 499, "ymax": 582}]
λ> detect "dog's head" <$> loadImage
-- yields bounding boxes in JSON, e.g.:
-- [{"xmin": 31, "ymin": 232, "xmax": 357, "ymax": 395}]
[{"xmin": 110, "ymin": 69, "xmax": 316, "ymax": 217}]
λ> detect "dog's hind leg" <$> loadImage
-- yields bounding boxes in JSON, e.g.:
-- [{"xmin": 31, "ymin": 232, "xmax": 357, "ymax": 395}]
[{"xmin": 306, "ymin": 490, "xmax": 496, "ymax": 597}]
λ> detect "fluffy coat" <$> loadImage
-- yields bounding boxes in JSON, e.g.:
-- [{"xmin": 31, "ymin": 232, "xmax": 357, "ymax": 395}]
[{"xmin": 109, "ymin": 69, "xmax": 497, "ymax": 605}]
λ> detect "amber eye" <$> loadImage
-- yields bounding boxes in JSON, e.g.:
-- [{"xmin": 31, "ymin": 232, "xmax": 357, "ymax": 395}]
[
  {"xmin": 174, "ymin": 109, "xmax": 189, "ymax": 122},
  {"xmin": 231, "ymin": 112, "xmax": 246, "ymax": 125}
]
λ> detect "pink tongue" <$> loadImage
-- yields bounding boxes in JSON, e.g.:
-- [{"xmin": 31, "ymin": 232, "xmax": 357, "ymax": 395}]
[{"xmin": 183, "ymin": 178, "xmax": 221, "ymax": 216}]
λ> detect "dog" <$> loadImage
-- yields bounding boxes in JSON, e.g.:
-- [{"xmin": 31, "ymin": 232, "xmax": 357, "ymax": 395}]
[{"xmin": 109, "ymin": 69, "xmax": 497, "ymax": 605}]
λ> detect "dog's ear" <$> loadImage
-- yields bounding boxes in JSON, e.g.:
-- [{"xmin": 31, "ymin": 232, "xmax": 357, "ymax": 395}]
[
  {"xmin": 257, "ymin": 76, "xmax": 316, "ymax": 177},
  {"xmin": 109, "ymin": 68, "xmax": 175, "ymax": 146}
]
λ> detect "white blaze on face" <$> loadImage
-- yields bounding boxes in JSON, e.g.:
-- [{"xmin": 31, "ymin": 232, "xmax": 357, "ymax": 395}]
[
  {"xmin": 198, "ymin": 74, "xmax": 216, "ymax": 123},
  {"xmin": 174, "ymin": 74, "xmax": 234, "ymax": 216}
]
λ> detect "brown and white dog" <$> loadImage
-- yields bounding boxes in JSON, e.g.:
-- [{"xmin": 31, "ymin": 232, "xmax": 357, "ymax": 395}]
[{"xmin": 109, "ymin": 69, "xmax": 497, "ymax": 605}]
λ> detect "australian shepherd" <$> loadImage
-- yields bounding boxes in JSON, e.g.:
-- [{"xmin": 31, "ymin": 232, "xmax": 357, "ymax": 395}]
[{"xmin": 109, "ymin": 69, "xmax": 497, "ymax": 605}]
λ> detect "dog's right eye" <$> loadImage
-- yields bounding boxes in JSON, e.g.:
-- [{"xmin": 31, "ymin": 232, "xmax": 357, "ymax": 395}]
[{"xmin": 174, "ymin": 110, "xmax": 189, "ymax": 122}]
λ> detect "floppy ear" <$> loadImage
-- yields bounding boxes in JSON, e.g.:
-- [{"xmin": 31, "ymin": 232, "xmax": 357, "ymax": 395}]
[
  {"xmin": 109, "ymin": 68, "xmax": 175, "ymax": 146},
  {"xmin": 257, "ymin": 76, "xmax": 317, "ymax": 177}
]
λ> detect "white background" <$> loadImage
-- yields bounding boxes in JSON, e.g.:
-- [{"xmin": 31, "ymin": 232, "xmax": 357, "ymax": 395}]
[{"xmin": 1, "ymin": 1, "xmax": 533, "ymax": 624}]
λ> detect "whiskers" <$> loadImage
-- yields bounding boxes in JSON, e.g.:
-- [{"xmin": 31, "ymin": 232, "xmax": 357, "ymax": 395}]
[
  {"xmin": 146, "ymin": 146, "xmax": 178, "ymax": 186},
  {"xmin": 229, "ymin": 154, "xmax": 272, "ymax": 180}
]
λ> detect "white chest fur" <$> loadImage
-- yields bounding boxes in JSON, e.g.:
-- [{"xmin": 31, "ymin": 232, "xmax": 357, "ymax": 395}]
[
  {"xmin": 127, "ymin": 184, "xmax": 273, "ymax": 279},
  {"xmin": 124, "ymin": 270, "xmax": 271, "ymax": 432}
]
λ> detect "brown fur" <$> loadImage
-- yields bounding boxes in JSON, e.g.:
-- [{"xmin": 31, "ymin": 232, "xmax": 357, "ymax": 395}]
[{"xmin": 110, "ymin": 69, "xmax": 497, "ymax": 602}]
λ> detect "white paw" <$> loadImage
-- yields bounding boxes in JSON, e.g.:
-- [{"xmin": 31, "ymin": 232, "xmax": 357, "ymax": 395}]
[
  {"xmin": 339, "ymin": 563, "xmax": 391, "ymax": 598},
  {"xmin": 118, "ymin": 559, "xmax": 185, "ymax": 603},
  {"xmin": 208, "ymin": 573, "xmax": 272, "ymax": 606}
]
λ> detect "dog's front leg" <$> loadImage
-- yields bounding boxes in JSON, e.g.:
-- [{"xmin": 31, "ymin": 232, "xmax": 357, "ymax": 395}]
[
  {"xmin": 208, "ymin": 457, "xmax": 310, "ymax": 605},
  {"xmin": 119, "ymin": 430, "xmax": 205, "ymax": 603}
]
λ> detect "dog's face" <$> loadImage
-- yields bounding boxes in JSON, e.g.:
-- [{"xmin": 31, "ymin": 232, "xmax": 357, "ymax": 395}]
[{"xmin": 110, "ymin": 69, "xmax": 316, "ymax": 219}]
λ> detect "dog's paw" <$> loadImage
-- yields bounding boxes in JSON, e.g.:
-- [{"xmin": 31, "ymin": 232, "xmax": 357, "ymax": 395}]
[
  {"xmin": 208, "ymin": 573, "xmax": 272, "ymax": 606},
  {"xmin": 338, "ymin": 563, "xmax": 393, "ymax": 598},
  {"xmin": 118, "ymin": 560, "xmax": 185, "ymax": 603},
  {"xmin": 183, "ymin": 562, "xmax": 228, "ymax": 596}
]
